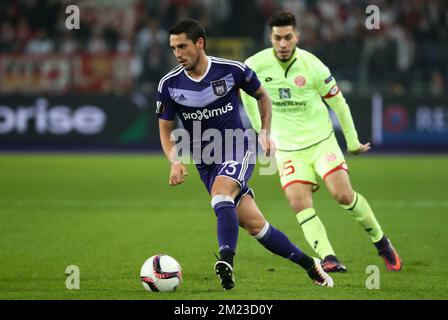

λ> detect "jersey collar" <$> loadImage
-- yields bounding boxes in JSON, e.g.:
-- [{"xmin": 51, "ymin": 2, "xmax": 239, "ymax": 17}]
[{"xmin": 184, "ymin": 56, "xmax": 212, "ymax": 83}]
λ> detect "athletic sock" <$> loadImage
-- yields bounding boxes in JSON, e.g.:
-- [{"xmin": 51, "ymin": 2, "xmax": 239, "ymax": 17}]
[
  {"xmin": 342, "ymin": 192, "xmax": 384, "ymax": 243},
  {"xmin": 255, "ymin": 222, "xmax": 315, "ymax": 270},
  {"xmin": 373, "ymin": 235, "xmax": 388, "ymax": 252},
  {"xmin": 212, "ymin": 195, "xmax": 239, "ymax": 266},
  {"xmin": 296, "ymin": 208, "xmax": 336, "ymax": 259},
  {"xmin": 219, "ymin": 251, "xmax": 235, "ymax": 267}
]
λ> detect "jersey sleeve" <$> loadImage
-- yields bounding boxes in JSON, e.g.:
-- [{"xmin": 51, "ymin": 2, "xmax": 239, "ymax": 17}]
[
  {"xmin": 310, "ymin": 54, "xmax": 360, "ymax": 151},
  {"xmin": 311, "ymin": 55, "xmax": 340, "ymax": 99},
  {"xmin": 233, "ymin": 64, "xmax": 261, "ymax": 96},
  {"xmin": 156, "ymin": 81, "xmax": 176, "ymax": 121},
  {"xmin": 239, "ymin": 58, "xmax": 262, "ymax": 132}
]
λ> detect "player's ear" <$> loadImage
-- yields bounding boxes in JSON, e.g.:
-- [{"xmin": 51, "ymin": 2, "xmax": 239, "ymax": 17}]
[{"xmin": 196, "ymin": 37, "xmax": 205, "ymax": 50}]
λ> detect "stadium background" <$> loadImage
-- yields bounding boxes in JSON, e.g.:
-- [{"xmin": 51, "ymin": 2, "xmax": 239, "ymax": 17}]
[
  {"xmin": 0, "ymin": 0, "xmax": 447, "ymax": 300},
  {"xmin": 1, "ymin": 0, "xmax": 447, "ymax": 150}
]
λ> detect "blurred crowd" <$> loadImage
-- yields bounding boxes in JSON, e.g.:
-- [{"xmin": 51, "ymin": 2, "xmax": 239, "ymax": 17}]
[
  {"xmin": 0, "ymin": 0, "xmax": 447, "ymax": 96},
  {"xmin": 0, "ymin": 0, "xmax": 134, "ymax": 55}
]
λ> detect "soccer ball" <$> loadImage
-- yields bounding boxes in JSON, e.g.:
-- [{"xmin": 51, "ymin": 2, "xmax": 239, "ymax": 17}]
[{"xmin": 140, "ymin": 254, "xmax": 182, "ymax": 292}]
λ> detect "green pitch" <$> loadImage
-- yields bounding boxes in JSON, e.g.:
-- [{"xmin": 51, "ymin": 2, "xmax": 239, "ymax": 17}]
[{"xmin": 0, "ymin": 153, "xmax": 447, "ymax": 300}]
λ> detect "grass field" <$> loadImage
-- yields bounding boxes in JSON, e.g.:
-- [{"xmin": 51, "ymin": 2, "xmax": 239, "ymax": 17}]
[{"xmin": 0, "ymin": 153, "xmax": 447, "ymax": 300}]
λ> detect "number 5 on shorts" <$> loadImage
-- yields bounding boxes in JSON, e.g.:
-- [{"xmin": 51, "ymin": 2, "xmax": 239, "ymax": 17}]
[{"xmin": 280, "ymin": 160, "xmax": 295, "ymax": 178}]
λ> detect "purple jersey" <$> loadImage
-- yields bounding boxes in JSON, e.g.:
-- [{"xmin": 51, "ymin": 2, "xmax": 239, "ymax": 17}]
[
  {"xmin": 156, "ymin": 56, "xmax": 260, "ymax": 202},
  {"xmin": 156, "ymin": 56, "xmax": 260, "ymax": 149}
]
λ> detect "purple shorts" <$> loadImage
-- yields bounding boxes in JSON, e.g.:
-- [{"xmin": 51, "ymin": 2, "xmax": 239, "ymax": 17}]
[{"xmin": 196, "ymin": 149, "xmax": 255, "ymax": 207}]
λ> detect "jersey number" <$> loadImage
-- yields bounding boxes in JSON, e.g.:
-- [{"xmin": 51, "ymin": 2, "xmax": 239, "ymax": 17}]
[
  {"xmin": 218, "ymin": 161, "xmax": 239, "ymax": 176},
  {"xmin": 280, "ymin": 160, "xmax": 295, "ymax": 177}
]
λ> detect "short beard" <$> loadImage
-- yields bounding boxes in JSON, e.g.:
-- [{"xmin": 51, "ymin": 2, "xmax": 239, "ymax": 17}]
[
  {"xmin": 184, "ymin": 56, "xmax": 200, "ymax": 71},
  {"xmin": 277, "ymin": 48, "xmax": 296, "ymax": 62}
]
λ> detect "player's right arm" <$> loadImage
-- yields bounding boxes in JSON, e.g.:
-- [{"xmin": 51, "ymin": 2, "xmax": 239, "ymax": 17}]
[
  {"xmin": 158, "ymin": 118, "xmax": 188, "ymax": 186},
  {"xmin": 156, "ymin": 80, "xmax": 188, "ymax": 186}
]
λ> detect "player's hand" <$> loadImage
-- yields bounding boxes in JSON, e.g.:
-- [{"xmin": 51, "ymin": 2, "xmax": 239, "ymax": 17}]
[
  {"xmin": 349, "ymin": 142, "xmax": 371, "ymax": 155},
  {"xmin": 259, "ymin": 130, "xmax": 276, "ymax": 157},
  {"xmin": 169, "ymin": 163, "xmax": 188, "ymax": 186}
]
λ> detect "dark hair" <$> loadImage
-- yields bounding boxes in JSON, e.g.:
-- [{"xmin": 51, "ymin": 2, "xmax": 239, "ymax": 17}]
[
  {"xmin": 268, "ymin": 11, "xmax": 297, "ymax": 29},
  {"xmin": 168, "ymin": 19, "xmax": 207, "ymax": 48}
]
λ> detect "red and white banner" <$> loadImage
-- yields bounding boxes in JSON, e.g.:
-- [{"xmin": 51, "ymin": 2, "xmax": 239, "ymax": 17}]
[
  {"xmin": 0, "ymin": 55, "xmax": 71, "ymax": 94},
  {"xmin": 0, "ymin": 53, "xmax": 132, "ymax": 94}
]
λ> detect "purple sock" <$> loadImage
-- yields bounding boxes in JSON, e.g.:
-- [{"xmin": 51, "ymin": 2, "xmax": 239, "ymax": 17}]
[
  {"xmin": 213, "ymin": 198, "xmax": 239, "ymax": 261},
  {"xmin": 257, "ymin": 224, "xmax": 314, "ymax": 270}
]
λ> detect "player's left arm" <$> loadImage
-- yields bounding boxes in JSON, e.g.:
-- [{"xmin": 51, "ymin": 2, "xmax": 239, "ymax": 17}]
[
  {"xmin": 324, "ymin": 92, "xmax": 370, "ymax": 154},
  {"xmin": 240, "ymin": 89, "xmax": 262, "ymax": 133},
  {"xmin": 237, "ymin": 64, "xmax": 273, "ymax": 156},
  {"xmin": 313, "ymin": 57, "xmax": 370, "ymax": 154},
  {"xmin": 250, "ymin": 86, "xmax": 274, "ymax": 157},
  {"xmin": 250, "ymin": 86, "xmax": 271, "ymax": 136},
  {"xmin": 240, "ymin": 59, "xmax": 262, "ymax": 133}
]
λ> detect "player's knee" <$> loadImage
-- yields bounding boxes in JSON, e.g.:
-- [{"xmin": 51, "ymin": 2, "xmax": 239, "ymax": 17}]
[
  {"xmin": 251, "ymin": 221, "xmax": 270, "ymax": 239},
  {"xmin": 246, "ymin": 225, "xmax": 262, "ymax": 237},
  {"xmin": 211, "ymin": 181, "xmax": 239, "ymax": 198},
  {"xmin": 238, "ymin": 209, "xmax": 266, "ymax": 236},
  {"xmin": 245, "ymin": 219, "xmax": 266, "ymax": 237},
  {"xmin": 334, "ymin": 192, "xmax": 354, "ymax": 206},
  {"xmin": 288, "ymin": 198, "xmax": 311, "ymax": 213}
]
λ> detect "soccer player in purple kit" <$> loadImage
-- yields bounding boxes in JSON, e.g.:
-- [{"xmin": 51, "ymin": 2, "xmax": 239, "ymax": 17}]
[{"xmin": 157, "ymin": 19, "xmax": 333, "ymax": 290}]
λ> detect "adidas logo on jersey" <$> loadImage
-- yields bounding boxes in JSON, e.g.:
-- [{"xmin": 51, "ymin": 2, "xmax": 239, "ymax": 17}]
[{"xmin": 177, "ymin": 94, "xmax": 187, "ymax": 102}]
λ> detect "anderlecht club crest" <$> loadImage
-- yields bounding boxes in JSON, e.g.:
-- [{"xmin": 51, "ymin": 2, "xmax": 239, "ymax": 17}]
[{"xmin": 211, "ymin": 79, "xmax": 228, "ymax": 97}]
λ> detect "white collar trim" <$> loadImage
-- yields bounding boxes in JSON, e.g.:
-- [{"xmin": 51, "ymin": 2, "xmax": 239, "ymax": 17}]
[{"xmin": 184, "ymin": 56, "xmax": 211, "ymax": 82}]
